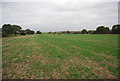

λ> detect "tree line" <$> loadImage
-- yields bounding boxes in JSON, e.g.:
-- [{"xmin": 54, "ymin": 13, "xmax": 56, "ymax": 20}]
[
  {"xmin": 2, "ymin": 24, "xmax": 42, "ymax": 37},
  {"xmin": 48, "ymin": 24, "xmax": 120, "ymax": 34},
  {"xmin": 1, "ymin": 24, "xmax": 120, "ymax": 37}
]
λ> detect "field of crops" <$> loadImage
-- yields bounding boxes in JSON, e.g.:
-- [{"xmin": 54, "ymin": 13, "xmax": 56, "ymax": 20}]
[{"xmin": 2, "ymin": 34, "xmax": 119, "ymax": 79}]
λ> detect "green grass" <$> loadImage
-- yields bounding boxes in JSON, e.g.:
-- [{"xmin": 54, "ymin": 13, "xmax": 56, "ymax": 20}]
[{"xmin": 2, "ymin": 34, "xmax": 119, "ymax": 79}]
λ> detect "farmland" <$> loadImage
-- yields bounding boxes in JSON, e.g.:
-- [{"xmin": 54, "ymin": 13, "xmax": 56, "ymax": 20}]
[{"xmin": 2, "ymin": 34, "xmax": 119, "ymax": 79}]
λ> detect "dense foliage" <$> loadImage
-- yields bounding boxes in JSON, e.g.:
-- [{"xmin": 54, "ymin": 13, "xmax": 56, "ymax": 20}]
[
  {"xmin": 36, "ymin": 31, "xmax": 42, "ymax": 34},
  {"xmin": 1, "ymin": 23, "xmax": 120, "ymax": 37},
  {"xmin": 2, "ymin": 24, "xmax": 35, "ymax": 37}
]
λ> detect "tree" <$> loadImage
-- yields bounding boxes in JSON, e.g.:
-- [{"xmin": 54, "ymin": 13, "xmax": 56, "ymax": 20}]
[
  {"xmin": 2, "ymin": 24, "xmax": 13, "ymax": 33},
  {"xmin": 112, "ymin": 24, "xmax": 120, "ymax": 34},
  {"xmin": 48, "ymin": 32, "xmax": 51, "ymax": 34},
  {"xmin": 92, "ymin": 30, "xmax": 97, "ymax": 34},
  {"xmin": 30, "ymin": 30, "xmax": 35, "ymax": 34},
  {"xmin": 104, "ymin": 27, "xmax": 110, "ymax": 34},
  {"xmin": 36, "ymin": 31, "xmax": 42, "ymax": 34},
  {"xmin": 96, "ymin": 26, "xmax": 110, "ymax": 34},
  {"xmin": 26, "ymin": 29, "xmax": 31, "ymax": 35},
  {"xmin": 88, "ymin": 30, "xmax": 93, "ymax": 34},
  {"xmin": 20, "ymin": 30, "xmax": 26, "ymax": 35},
  {"xmin": 12, "ymin": 25, "xmax": 22, "ymax": 35},
  {"xmin": 81, "ymin": 29, "xmax": 87, "ymax": 34},
  {"xmin": 96, "ymin": 26, "xmax": 105, "ymax": 34},
  {"xmin": 2, "ymin": 24, "xmax": 14, "ymax": 37},
  {"xmin": 2, "ymin": 24, "xmax": 22, "ymax": 37},
  {"xmin": 26, "ymin": 29, "xmax": 35, "ymax": 35}
]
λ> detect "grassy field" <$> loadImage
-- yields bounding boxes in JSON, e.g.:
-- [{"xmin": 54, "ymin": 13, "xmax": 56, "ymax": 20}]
[{"xmin": 2, "ymin": 34, "xmax": 119, "ymax": 79}]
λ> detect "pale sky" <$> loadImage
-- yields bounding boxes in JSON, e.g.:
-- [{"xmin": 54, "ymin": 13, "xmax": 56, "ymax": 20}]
[{"xmin": 0, "ymin": 0, "xmax": 119, "ymax": 32}]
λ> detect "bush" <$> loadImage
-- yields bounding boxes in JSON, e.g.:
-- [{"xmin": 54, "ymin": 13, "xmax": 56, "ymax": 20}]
[
  {"xmin": 30, "ymin": 31, "xmax": 35, "ymax": 34},
  {"xmin": 36, "ymin": 31, "xmax": 42, "ymax": 34},
  {"xmin": 20, "ymin": 30, "xmax": 26, "ymax": 36}
]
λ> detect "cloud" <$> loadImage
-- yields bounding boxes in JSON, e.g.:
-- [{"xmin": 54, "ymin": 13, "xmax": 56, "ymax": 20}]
[
  {"xmin": 1, "ymin": 0, "xmax": 119, "ymax": 2},
  {"xmin": 0, "ymin": 2, "xmax": 2, "ymax": 27},
  {"xmin": 2, "ymin": 1, "xmax": 118, "ymax": 32}
]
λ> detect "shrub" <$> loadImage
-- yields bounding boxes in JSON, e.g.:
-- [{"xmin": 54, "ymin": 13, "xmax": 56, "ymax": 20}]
[
  {"xmin": 36, "ymin": 31, "xmax": 42, "ymax": 34},
  {"xmin": 20, "ymin": 30, "xmax": 26, "ymax": 36}
]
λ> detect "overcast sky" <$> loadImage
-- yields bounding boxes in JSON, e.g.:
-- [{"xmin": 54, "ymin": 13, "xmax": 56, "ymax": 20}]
[{"xmin": 1, "ymin": 0, "xmax": 119, "ymax": 32}]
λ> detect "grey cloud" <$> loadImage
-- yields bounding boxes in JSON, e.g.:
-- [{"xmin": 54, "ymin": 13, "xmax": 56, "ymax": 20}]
[
  {"xmin": 0, "ymin": 2, "xmax": 2, "ymax": 27},
  {"xmin": 2, "ymin": 1, "xmax": 118, "ymax": 32}
]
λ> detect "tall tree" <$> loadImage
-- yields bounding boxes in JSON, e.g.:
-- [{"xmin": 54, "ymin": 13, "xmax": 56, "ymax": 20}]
[
  {"xmin": 12, "ymin": 25, "xmax": 22, "ymax": 35},
  {"xmin": 2, "ymin": 24, "xmax": 22, "ymax": 36},
  {"xmin": 112, "ymin": 24, "xmax": 120, "ymax": 34},
  {"xmin": 2, "ymin": 24, "xmax": 14, "ymax": 34},
  {"xmin": 2, "ymin": 24, "xmax": 14, "ymax": 37},
  {"xmin": 96, "ymin": 26, "xmax": 110, "ymax": 34}
]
